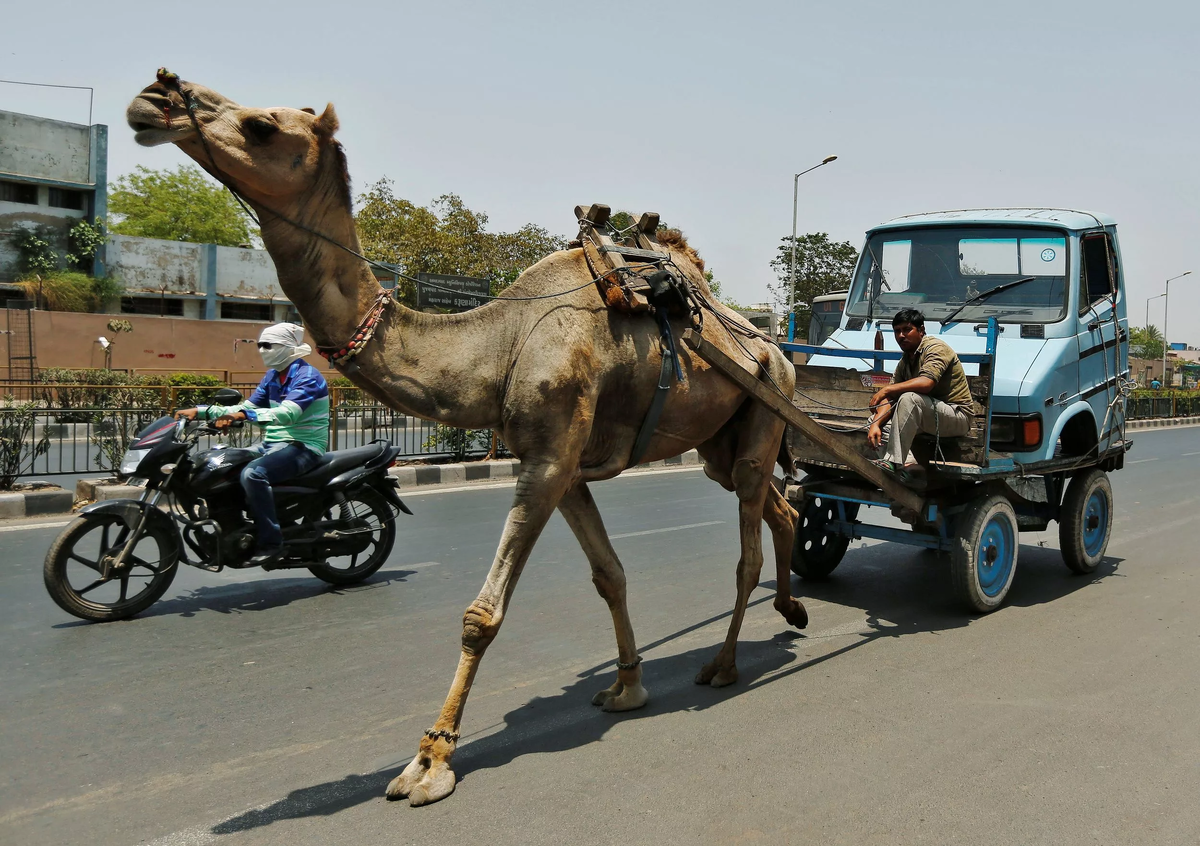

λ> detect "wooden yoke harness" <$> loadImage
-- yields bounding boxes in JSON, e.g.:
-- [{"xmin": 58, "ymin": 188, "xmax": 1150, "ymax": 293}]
[{"xmin": 574, "ymin": 204, "xmax": 700, "ymax": 468}]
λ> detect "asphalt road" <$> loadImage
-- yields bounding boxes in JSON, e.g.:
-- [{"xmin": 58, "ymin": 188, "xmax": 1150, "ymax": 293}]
[{"xmin": 2, "ymin": 429, "xmax": 1198, "ymax": 846}]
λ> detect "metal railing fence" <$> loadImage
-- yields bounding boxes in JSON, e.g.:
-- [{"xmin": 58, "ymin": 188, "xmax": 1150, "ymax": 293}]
[{"xmin": 1, "ymin": 384, "xmax": 499, "ymax": 479}]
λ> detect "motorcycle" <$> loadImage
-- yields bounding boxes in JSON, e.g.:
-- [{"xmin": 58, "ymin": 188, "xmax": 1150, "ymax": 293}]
[{"xmin": 43, "ymin": 389, "xmax": 412, "ymax": 622}]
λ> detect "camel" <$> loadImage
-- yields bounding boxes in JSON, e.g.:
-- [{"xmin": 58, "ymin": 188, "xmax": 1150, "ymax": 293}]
[{"xmin": 126, "ymin": 72, "xmax": 804, "ymax": 806}]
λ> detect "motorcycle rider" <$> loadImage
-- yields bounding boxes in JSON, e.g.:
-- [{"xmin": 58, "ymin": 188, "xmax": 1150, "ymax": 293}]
[{"xmin": 174, "ymin": 323, "xmax": 330, "ymax": 565}]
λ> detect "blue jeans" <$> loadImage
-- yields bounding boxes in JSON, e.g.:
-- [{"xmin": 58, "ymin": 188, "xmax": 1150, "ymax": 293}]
[{"xmin": 240, "ymin": 442, "xmax": 322, "ymax": 550}]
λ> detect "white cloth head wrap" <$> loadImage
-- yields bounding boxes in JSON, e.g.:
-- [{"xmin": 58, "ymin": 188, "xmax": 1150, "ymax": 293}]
[{"xmin": 257, "ymin": 323, "xmax": 312, "ymax": 371}]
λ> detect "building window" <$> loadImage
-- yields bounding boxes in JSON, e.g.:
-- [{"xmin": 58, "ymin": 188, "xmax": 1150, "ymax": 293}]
[
  {"xmin": 221, "ymin": 301, "xmax": 273, "ymax": 321},
  {"xmin": 48, "ymin": 188, "xmax": 84, "ymax": 210},
  {"xmin": 121, "ymin": 296, "xmax": 184, "ymax": 316},
  {"xmin": 0, "ymin": 181, "xmax": 38, "ymax": 205}
]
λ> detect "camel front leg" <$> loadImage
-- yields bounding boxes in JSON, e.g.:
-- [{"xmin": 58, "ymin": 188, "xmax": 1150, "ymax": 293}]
[
  {"xmin": 557, "ymin": 483, "xmax": 648, "ymax": 712},
  {"xmin": 387, "ymin": 462, "xmax": 574, "ymax": 806}
]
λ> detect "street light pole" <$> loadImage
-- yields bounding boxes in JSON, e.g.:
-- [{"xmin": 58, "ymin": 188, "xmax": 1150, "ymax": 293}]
[
  {"xmin": 789, "ymin": 155, "xmax": 838, "ymax": 325},
  {"xmin": 1162, "ymin": 270, "xmax": 1192, "ymax": 386},
  {"xmin": 1146, "ymin": 293, "xmax": 1165, "ymax": 330}
]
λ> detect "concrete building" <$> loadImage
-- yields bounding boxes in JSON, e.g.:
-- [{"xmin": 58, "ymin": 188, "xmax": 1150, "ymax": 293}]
[{"xmin": 0, "ymin": 109, "xmax": 107, "ymax": 280}]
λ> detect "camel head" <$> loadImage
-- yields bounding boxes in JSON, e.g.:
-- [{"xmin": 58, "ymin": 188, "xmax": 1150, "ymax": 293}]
[{"xmin": 126, "ymin": 70, "xmax": 344, "ymax": 206}]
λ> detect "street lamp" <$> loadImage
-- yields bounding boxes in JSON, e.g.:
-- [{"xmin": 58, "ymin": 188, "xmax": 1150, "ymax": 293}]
[
  {"xmin": 789, "ymin": 155, "xmax": 838, "ymax": 325},
  {"xmin": 1162, "ymin": 270, "xmax": 1192, "ymax": 386},
  {"xmin": 1145, "ymin": 293, "xmax": 1166, "ymax": 329}
]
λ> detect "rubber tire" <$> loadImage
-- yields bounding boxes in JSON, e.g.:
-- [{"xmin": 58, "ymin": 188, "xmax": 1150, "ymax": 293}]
[
  {"xmin": 950, "ymin": 494, "xmax": 1019, "ymax": 614},
  {"xmin": 1058, "ymin": 469, "xmax": 1113, "ymax": 574},
  {"xmin": 307, "ymin": 487, "xmax": 396, "ymax": 585},
  {"xmin": 791, "ymin": 496, "xmax": 860, "ymax": 580},
  {"xmin": 43, "ymin": 514, "xmax": 178, "ymax": 622}
]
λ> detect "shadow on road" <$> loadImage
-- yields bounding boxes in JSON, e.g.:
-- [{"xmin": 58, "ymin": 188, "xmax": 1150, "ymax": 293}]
[
  {"xmin": 49, "ymin": 567, "xmax": 419, "ymax": 625},
  {"xmin": 205, "ymin": 540, "xmax": 1123, "ymax": 830}
]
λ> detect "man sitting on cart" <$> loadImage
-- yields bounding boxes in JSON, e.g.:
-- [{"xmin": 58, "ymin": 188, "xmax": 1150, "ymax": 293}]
[{"xmin": 867, "ymin": 307, "xmax": 974, "ymax": 474}]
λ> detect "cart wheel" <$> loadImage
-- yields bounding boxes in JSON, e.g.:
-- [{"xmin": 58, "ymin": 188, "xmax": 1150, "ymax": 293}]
[
  {"xmin": 950, "ymin": 494, "xmax": 1018, "ymax": 613},
  {"xmin": 1059, "ymin": 469, "xmax": 1112, "ymax": 574},
  {"xmin": 791, "ymin": 496, "xmax": 859, "ymax": 580}
]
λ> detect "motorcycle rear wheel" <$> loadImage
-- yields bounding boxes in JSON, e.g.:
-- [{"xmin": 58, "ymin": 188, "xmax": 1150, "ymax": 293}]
[
  {"xmin": 43, "ymin": 514, "xmax": 178, "ymax": 622},
  {"xmin": 306, "ymin": 487, "xmax": 396, "ymax": 585}
]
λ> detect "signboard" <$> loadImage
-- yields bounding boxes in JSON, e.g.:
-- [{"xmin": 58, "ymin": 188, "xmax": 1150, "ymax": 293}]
[{"xmin": 416, "ymin": 273, "xmax": 490, "ymax": 312}]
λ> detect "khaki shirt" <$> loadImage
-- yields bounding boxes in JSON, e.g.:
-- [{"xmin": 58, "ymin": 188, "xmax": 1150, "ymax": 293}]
[{"xmin": 893, "ymin": 336, "xmax": 974, "ymax": 412}]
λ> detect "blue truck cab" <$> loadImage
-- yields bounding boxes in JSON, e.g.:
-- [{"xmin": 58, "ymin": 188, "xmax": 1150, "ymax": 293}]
[{"xmin": 806, "ymin": 208, "xmax": 1129, "ymax": 465}]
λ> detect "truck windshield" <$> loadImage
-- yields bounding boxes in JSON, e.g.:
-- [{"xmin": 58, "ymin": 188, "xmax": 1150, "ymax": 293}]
[{"xmin": 846, "ymin": 225, "xmax": 1069, "ymax": 324}]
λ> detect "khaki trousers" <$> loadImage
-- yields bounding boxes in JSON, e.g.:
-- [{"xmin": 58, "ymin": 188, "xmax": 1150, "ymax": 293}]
[{"xmin": 883, "ymin": 392, "xmax": 972, "ymax": 465}]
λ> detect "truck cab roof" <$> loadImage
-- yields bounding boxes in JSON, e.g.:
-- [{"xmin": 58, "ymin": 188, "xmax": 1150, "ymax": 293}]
[{"xmin": 872, "ymin": 208, "xmax": 1117, "ymax": 233}]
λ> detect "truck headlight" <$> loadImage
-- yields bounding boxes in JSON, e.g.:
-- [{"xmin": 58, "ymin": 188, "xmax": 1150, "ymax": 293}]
[{"xmin": 120, "ymin": 448, "xmax": 150, "ymax": 476}]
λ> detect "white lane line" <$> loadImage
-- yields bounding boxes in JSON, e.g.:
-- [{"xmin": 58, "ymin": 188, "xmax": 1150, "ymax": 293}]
[
  {"xmin": 1127, "ymin": 458, "xmax": 1160, "ymax": 464},
  {"xmin": 400, "ymin": 465, "xmax": 704, "ymax": 497},
  {"xmin": 1182, "ymin": 451, "xmax": 1200, "ymax": 456},
  {"xmin": 0, "ymin": 520, "xmax": 71, "ymax": 533},
  {"xmin": 610, "ymin": 520, "xmax": 723, "ymax": 540}
]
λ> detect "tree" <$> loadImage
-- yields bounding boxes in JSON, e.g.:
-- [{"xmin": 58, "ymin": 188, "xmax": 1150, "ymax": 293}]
[
  {"xmin": 1130, "ymin": 325, "xmax": 1165, "ymax": 361},
  {"xmin": 108, "ymin": 165, "xmax": 257, "ymax": 246},
  {"xmin": 767, "ymin": 232, "xmax": 858, "ymax": 327},
  {"xmin": 354, "ymin": 180, "xmax": 566, "ymax": 303}
]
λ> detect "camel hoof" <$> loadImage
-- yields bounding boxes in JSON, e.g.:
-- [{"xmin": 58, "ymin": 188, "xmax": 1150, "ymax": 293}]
[
  {"xmin": 407, "ymin": 765, "xmax": 457, "ymax": 806},
  {"xmin": 601, "ymin": 683, "xmax": 648, "ymax": 712},
  {"xmin": 779, "ymin": 599, "xmax": 808, "ymax": 629},
  {"xmin": 695, "ymin": 660, "xmax": 737, "ymax": 687},
  {"xmin": 591, "ymin": 681, "xmax": 622, "ymax": 707}
]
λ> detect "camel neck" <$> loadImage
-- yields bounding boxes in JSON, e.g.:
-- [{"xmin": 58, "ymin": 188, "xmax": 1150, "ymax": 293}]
[{"xmin": 254, "ymin": 196, "xmax": 513, "ymax": 430}]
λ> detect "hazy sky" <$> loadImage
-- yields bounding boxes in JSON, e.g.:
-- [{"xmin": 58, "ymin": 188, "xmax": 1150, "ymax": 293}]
[{"xmin": 4, "ymin": 1, "xmax": 1198, "ymax": 341}]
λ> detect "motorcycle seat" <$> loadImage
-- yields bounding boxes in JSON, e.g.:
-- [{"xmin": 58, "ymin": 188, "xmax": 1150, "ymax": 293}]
[{"xmin": 285, "ymin": 441, "xmax": 391, "ymax": 487}]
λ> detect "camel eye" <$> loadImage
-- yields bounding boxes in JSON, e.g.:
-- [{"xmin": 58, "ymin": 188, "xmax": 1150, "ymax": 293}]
[{"xmin": 245, "ymin": 117, "xmax": 278, "ymax": 143}]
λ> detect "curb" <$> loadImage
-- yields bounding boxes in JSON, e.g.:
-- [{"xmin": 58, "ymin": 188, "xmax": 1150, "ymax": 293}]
[
  {"xmin": 0, "ymin": 488, "xmax": 76, "ymax": 519},
  {"xmin": 387, "ymin": 450, "xmax": 703, "ymax": 488},
  {"xmin": 1126, "ymin": 416, "xmax": 1200, "ymax": 430}
]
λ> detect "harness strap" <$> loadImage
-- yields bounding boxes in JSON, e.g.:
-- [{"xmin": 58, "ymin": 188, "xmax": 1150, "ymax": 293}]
[{"xmin": 628, "ymin": 313, "xmax": 684, "ymax": 469}]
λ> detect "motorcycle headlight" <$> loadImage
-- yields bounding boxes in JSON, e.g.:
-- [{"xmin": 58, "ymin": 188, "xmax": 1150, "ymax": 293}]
[{"xmin": 119, "ymin": 448, "xmax": 151, "ymax": 476}]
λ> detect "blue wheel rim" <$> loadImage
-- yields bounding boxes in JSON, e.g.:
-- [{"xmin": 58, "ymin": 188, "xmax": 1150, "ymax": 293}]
[
  {"xmin": 977, "ymin": 512, "xmax": 1014, "ymax": 597},
  {"xmin": 1082, "ymin": 488, "xmax": 1109, "ymax": 558}
]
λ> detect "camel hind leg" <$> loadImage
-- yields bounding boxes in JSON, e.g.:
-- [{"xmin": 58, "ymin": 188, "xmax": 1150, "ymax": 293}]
[
  {"xmin": 557, "ymin": 483, "xmax": 648, "ymax": 712},
  {"xmin": 695, "ymin": 398, "xmax": 796, "ymax": 687}
]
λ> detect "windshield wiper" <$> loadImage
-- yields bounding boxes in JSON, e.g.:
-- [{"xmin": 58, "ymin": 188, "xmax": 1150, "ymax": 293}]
[{"xmin": 940, "ymin": 276, "xmax": 1037, "ymax": 326}]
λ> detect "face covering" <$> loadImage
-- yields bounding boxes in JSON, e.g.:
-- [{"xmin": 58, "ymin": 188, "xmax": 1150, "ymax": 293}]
[{"xmin": 257, "ymin": 323, "xmax": 312, "ymax": 372}]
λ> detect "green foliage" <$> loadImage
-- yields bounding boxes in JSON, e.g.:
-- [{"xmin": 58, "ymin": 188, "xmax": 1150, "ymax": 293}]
[
  {"xmin": 14, "ymin": 272, "xmax": 115, "ymax": 313},
  {"xmin": 166, "ymin": 373, "xmax": 225, "ymax": 407},
  {"xmin": 0, "ymin": 398, "xmax": 52, "ymax": 490},
  {"xmin": 8, "ymin": 227, "xmax": 57, "ymax": 277},
  {"xmin": 422, "ymin": 423, "xmax": 492, "ymax": 461},
  {"xmin": 36, "ymin": 369, "xmax": 163, "ymax": 421},
  {"xmin": 355, "ymin": 181, "xmax": 566, "ymax": 304},
  {"xmin": 1130, "ymin": 325, "xmax": 1165, "ymax": 361},
  {"xmin": 67, "ymin": 218, "xmax": 106, "ymax": 271},
  {"xmin": 768, "ymin": 232, "xmax": 858, "ymax": 327},
  {"xmin": 109, "ymin": 164, "xmax": 257, "ymax": 247}
]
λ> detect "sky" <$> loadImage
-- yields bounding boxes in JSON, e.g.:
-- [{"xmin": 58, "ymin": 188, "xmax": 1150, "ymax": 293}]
[{"xmin": 4, "ymin": 0, "xmax": 1198, "ymax": 342}]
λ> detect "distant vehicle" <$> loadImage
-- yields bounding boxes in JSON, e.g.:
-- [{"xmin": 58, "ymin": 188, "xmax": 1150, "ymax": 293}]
[{"xmin": 807, "ymin": 291, "xmax": 848, "ymax": 345}]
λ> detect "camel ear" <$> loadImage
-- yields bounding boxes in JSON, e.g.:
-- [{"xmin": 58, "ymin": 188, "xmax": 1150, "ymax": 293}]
[
  {"xmin": 313, "ymin": 104, "xmax": 339, "ymax": 137},
  {"xmin": 300, "ymin": 107, "xmax": 316, "ymax": 115}
]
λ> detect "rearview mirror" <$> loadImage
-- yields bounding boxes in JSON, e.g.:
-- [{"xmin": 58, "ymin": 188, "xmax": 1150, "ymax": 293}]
[{"xmin": 211, "ymin": 388, "xmax": 245, "ymax": 405}]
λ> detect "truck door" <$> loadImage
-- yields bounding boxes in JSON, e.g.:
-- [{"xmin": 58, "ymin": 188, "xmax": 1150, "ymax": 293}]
[{"xmin": 1075, "ymin": 230, "xmax": 1126, "ymax": 452}]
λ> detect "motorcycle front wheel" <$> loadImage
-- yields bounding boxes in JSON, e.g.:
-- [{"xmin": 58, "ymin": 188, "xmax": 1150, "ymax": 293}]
[
  {"xmin": 43, "ymin": 513, "xmax": 178, "ymax": 622},
  {"xmin": 306, "ymin": 486, "xmax": 396, "ymax": 585}
]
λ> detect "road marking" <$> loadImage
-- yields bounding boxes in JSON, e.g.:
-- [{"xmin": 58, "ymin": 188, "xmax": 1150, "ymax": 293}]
[
  {"xmin": 610, "ymin": 520, "xmax": 723, "ymax": 540},
  {"xmin": 1182, "ymin": 451, "xmax": 1200, "ymax": 456},
  {"xmin": 1127, "ymin": 458, "xmax": 1159, "ymax": 464},
  {"xmin": 400, "ymin": 464, "xmax": 705, "ymax": 497},
  {"xmin": 0, "ymin": 520, "xmax": 70, "ymax": 533}
]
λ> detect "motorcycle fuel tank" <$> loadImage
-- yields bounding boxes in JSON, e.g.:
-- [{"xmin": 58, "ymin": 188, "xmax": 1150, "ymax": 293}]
[{"xmin": 188, "ymin": 447, "xmax": 261, "ymax": 494}]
